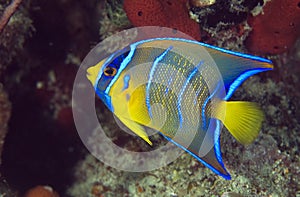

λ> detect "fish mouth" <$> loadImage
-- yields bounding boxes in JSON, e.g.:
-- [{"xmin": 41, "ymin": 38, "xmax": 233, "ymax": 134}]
[{"xmin": 86, "ymin": 61, "xmax": 104, "ymax": 86}]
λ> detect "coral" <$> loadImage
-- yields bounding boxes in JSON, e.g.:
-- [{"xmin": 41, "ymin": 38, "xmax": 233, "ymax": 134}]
[
  {"xmin": 246, "ymin": 0, "xmax": 300, "ymax": 55},
  {"xmin": 99, "ymin": 0, "xmax": 131, "ymax": 40},
  {"xmin": 190, "ymin": 0, "xmax": 262, "ymax": 29},
  {"xmin": 0, "ymin": 0, "xmax": 22, "ymax": 33},
  {"xmin": 123, "ymin": 0, "xmax": 201, "ymax": 40},
  {"xmin": 24, "ymin": 185, "xmax": 59, "ymax": 197},
  {"xmin": 0, "ymin": 84, "xmax": 10, "ymax": 165},
  {"xmin": 202, "ymin": 21, "xmax": 252, "ymax": 51},
  {"xmin": 188, "ymin": 0, "xmax": 262, "ymax": 49},
  {"xmin": 189, "ymin": 0, "xmax": 216, "ymax": 8},
  {"xmin": 0, "ymin": 0, "xmax": 33, "ymax": 77}
]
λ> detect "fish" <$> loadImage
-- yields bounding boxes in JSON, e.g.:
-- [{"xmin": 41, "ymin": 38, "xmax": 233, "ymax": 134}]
[{"xmin": 86, "ymin": 38, "xmax": 273, "ymax": 180}]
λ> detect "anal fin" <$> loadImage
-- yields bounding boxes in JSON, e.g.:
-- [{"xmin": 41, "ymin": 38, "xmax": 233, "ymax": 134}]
[{"xmin": 161, "ymin": 119, "xmax": 231, "ymax": 180}]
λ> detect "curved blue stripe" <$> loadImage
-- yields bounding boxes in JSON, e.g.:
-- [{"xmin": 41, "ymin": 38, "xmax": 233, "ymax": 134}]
[
  {"xmin": 198, "ymin": 42, "xmax": 273, "ymax": 64},
  {"xmin": 201, "ymin": 82, "xmax": 220, "ymax": 129},
  {"xmin": 105, "ymin": 45, "xmax": 137, "ymax": 95},
  {"xmin": 161, "ymin": 121, "xmax": 231, "ymax": 180},
  {"xmin": 224, "ymin": 68, "xmax": 273, "ymax": 100},
  {"xmin": 213, "ymin": 119, "xmax": 224, "ymax": 169},
  {"xmin": 146, "ymin": 46, "xmax": 173, "ymax": 118},
  {"xmin": 177, "ymin": 61, "xmax": 203, "ymax": 128}
]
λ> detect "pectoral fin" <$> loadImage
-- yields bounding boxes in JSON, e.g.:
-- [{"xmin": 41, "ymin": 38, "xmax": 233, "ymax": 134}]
[
  {"xmin": 128, "ymin": 84, "xmax": 151, "ymax": 126},
  {"xmin": 202, "ymin": 44, "xmax": 273, "ymax": 99}
]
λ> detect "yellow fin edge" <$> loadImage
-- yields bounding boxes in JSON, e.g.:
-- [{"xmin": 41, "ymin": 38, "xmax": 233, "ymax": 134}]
[{"xmin": 118, "ymin": 116, "xmax": 153, "ymax": 146}]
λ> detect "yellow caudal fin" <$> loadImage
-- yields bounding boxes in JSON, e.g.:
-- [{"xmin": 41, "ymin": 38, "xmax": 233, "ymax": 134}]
[{"xmin": 215, "ymin": 101, "xmax": 264, "ymax": 145}]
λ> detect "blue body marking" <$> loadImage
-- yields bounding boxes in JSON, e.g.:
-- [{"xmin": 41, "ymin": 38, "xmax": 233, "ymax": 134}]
[
  {"xmin": 160, "ymin": 119, "xmax": 231, "ymax": 180},
  {"xmin": 177, "ymin": 61, "xmax": 203, "ymax": 128},
  {"xmin": 201, "ymin": 82, "xmax": 220, "ymax": 129},
  {"xmin": 126, "ymin": 94, "xmax": 130, "ymax": 101},
  {"xmin": 224, "ymin": 68, "xmax": 272, "ymax": 100},
  {"xmin": 165, "ymin": 76, "xmax": 173, "ymax": 94},
  {"xmin": 193, "ymin": 88, "xmax": 201, "ymax": 105},
  {"xmin": 146, "ymin": 46, "xmax": 173, "ymax": 118},
  {"xmin": 122, "ymin": 74, "xmax": 131, "ymax": 91}
]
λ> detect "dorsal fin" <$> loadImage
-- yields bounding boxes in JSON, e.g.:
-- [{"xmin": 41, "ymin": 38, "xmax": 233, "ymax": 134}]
[{"xmin": 201, "ymin": 43, "xmax": 273, "ymax": 100}]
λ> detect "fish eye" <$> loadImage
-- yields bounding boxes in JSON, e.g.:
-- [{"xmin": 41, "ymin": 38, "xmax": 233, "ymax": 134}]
[{"xmin": 103, "ymin": 66, "xmax": 117, "ymax": 77}]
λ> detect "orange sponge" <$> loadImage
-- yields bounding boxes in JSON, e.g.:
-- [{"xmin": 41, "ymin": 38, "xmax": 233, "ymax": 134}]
[
  {"xmin": 123, "ymin": 0, "xmax": 201, "ymax": 40},
  {"xmin": 246, "ymin": 0, "xmax": 300, "ymax": 55},
  {"xmin": 24, "ymin": 185, "xmax": 59, "ymax": 197}
]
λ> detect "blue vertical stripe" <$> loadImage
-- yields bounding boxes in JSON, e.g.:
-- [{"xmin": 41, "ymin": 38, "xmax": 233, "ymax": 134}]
[
  {"xmin": 201, "ymin": 82, "xmax": 220, "ymax": 129},
  {"xmin": 177, "ymin": 61, "xmax": 203, "ymax": 128},
  {"xmin": 146, "ymin": 46, "xmax": 173, "ymax": 118}
]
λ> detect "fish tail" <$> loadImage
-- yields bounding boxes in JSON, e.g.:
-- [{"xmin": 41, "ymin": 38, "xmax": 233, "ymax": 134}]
[{"xmin": 214, "ymin": 101, "xmax": 264, "ymax": 145}]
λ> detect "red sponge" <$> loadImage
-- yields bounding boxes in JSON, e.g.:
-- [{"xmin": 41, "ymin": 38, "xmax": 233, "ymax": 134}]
[
  {"xmin": 246, "ymin": 0, "xmax": 300, "ymax": 55},
  {"xmin": 123, "ymin": 0, "xmax": 201, "ymax": 40}
]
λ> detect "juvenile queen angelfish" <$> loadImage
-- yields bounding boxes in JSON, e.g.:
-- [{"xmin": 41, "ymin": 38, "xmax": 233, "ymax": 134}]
[{"xmin": 87, "ymin": 38, "xmax": 273, "ymax": 179}]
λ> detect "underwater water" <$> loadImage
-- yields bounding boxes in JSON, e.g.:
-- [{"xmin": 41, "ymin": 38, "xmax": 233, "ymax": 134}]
[{"xmin": 0, "ymin": 0, "xmax": 299, "ymax": 196}]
